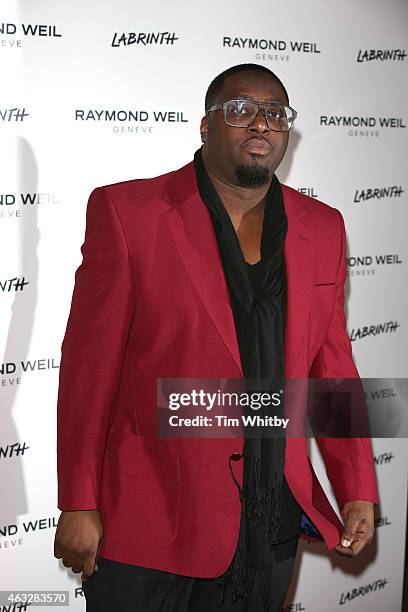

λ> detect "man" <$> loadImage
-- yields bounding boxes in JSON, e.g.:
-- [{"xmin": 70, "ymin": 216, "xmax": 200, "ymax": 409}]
[{"xmin": 54, "ymin": 64, "xmax": 379, "ymax": 611}]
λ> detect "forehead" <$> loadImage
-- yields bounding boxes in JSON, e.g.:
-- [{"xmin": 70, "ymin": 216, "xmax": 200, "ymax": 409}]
[{"xmin": 218, "ymin": 71, "xmax": 288, "ymax": 104}]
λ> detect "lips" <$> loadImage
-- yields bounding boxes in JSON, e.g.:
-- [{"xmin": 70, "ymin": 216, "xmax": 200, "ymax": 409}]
[{"xmin": 242, "ymin": 138, "xmax": 271, "ymax": 155}]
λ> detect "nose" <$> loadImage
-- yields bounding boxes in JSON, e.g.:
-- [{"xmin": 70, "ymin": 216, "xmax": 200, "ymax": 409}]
[{"xmin": 248, "ymin": 108, "xmax": 270, "ymax": 134}]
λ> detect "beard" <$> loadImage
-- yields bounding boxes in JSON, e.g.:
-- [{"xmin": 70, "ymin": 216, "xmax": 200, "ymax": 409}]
[{"xmin": 234, "ymin": 155, "xmax": 271, "ymax": 188}]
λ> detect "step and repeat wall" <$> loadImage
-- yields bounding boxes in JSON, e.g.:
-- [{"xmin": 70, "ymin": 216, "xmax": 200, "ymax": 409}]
[{"xmin": 1, "ymin": 0, "xmax": 407, "ymax": 610}]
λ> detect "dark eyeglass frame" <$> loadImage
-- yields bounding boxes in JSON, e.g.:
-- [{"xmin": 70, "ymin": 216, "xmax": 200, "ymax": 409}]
[{"xmin": 206, "ymin": 99, "xmax": 298, "ymax": 132}]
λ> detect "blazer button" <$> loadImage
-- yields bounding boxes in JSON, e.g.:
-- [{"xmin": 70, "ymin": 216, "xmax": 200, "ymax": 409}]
[{"xmin": 230, "ymin": 452, "xmax": 242, "ymax": 461}]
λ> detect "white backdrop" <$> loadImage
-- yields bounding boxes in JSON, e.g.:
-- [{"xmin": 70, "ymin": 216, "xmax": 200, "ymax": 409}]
[{"xmin": 1, "ymin": 0, "xmax": 407, "ymax": 610}]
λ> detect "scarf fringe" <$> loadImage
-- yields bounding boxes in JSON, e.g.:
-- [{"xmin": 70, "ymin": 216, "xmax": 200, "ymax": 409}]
[
  {"xmin": 243, "ymin": 455, "xmax": 283, "ymax": 544},
  {"xmin": 216, "ymin": 455, "xmax": 283, "ymax": 609},
  {"xmin": 215, "ymin": 555, "xmax": 274, "ymax": 612}
]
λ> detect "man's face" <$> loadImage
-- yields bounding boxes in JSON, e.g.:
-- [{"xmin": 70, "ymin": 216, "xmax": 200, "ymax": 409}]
[{"xmin": 200, "ymin": 70, "xmax": 290, "ymax": 188}]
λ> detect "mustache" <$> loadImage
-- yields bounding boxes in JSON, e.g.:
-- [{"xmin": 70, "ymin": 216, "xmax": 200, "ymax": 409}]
[{"xmin": 242, "ymin": 136, "xmax": 273, "ymax": 149}]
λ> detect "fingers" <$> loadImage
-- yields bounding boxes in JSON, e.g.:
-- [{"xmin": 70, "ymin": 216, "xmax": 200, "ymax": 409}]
[
  {"xmin": 335, "ymin": 544, "xmax": 355, "ymax": 557},
  {"xmin": 53, "ymin": 510, "xmax": 104, "ymax": 579},
  {"xmin": 56, "ymin": 546, "xmax": 99, "ymax": 579},
  {"xmin": 82, "ymin": 551, "xmax": 99, "ymax": 580},
  {"xmin": 81, "ymin": 541, "xmax": 102, "ymax": 581},
  {"xmin": 341, "ymin": 509, "xmax": 365, "ymax": 547},
  {"xmin": 335, "ymin": 520, "xmax": 374, "ymax": 557},
  {"xmin": 62, "ymin": 552, "xmax": 84, "ymax": 573},
  {"xmin": 340, "ymin": 526, "xmax": 356, "ymax": 547},
  {"xmin": 54, "ymin": 542, "xmax": 62, "ymax": 559}
]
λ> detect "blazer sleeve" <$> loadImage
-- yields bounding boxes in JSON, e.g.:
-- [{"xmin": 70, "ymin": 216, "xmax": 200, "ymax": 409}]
[
  {"xmin": 56, "ymin": 187, "xmax": 135, "ymax": 511},
  {"xmin": 309, "ymin": 208, "xmax": 380, "ymax": 512}
]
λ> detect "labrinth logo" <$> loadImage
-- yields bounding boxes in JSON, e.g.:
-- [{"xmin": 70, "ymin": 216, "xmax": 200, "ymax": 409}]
[
  {"xmin": 339, "ymin": 578, "xmax": 388, "ymax": 605},
  {"xmin": 0, "ymin": 22, "xmax": 62, "ymax": 47},
  {"xmin": 0, "ymin": 442, "xmax": 30, "ymax": 458},
  {"xmin": 354, "ymin": 185, "xmax": 404, "ymax": 203},
  {"xmin": 374, "ymin": 451, "xmax": 394, "ymax": 465},
  {"xmin": 111, "ymin": 32, "xmax": 179, "ymax": 47},
  {"xmin": 320, "ymin": 115, "xmax": 406, "ymax": 137},
  {"xmin": 223, "ymin": 36, "xmax": 321, "ymax": 63},
  {"xmin": 357, "ymin": 48, "xmax": 406, "ymax": 62},
  {"xmin": 0, "ymin": 277, "xmax": 29, "ymax": 292},
  {"xmin": 0, "ymin": 108, "xmax": 29, "ymax": 122},
  {"xmin": 349, "ymin": 321, "xmax": 400, "ymax": 341}
]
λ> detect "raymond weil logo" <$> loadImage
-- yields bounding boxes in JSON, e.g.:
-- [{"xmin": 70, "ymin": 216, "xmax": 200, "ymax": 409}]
[
  {"xmin": 222, "ymin": 35, "xmax": 321, "ymax": 63},
  {"xmin": 320, "ymin": 116, "xmax": 406, "ymax": 128},
  {"xmin": 0, "ymin": 22, "xmax": 62, "ymax": 48},
  {"xmin": 320, "ymin": 114, "xmax": 406, "ymax": 137},
  {"xmin": 0, "ymin": 516, "xmax": 58, "ymax": 537},
  {"xmin": 111, "ymin": 31, "xmax": 179, "ymax": 47},
  {"xmin": 364, "ymin": 385, "xmax": 397, "ymax": 402},
  {"xmin": 1, "ymin": 358, "xmax": 59, "ymax": 374},
  {"xmin": 347, "ymin": 253, "xmax": 402, "ymax": 277},
  {"xmin": 75, "ymin": 108, "xmax": 188, "ymax": 135},
  {"xmin": 320, "ymin": 115, "xmax": 406, "ymax": 138},
  {"xmin": 0, "ymin": 516, "xmax": 58, "ymax": 551},
  {"xmin": 374, "ymin": 516, "xmax": 391, "ymax": 527},
  {"xmin": 0, "ymin": 192, "xmax": 60, "ymax": 219},
  {"xmin": 0, "ymin": 358, "xmax": 59, "ymax": 388},
  {"xmin": 357, "ymin": 48, "xmax": 406, "ymax": 62},
  {"xmin": 297, "ymin": 187, "xmax": 319, "ymax": 199},
  {"xmin": 74, "ymin": 586, "xmax": 85, "ymax": 600}
]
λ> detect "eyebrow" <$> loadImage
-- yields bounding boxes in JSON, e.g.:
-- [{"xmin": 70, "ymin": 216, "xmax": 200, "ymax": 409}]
[{"xmin": 233, "ymin": 94, "xmax": 287, "ymax": 104}]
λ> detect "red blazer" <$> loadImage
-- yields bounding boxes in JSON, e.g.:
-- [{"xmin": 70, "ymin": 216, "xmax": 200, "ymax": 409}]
[{"xmin": 57, "ymin": 159, "xmax": 379, "ymax": 577}]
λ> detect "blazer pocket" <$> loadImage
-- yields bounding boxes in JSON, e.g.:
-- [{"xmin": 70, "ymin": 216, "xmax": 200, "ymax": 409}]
[
  {"xmin": 313, "ymin": 281, "xmax": 337, "ymax": 287},
  {"xmin": 101, "ymin": 430, "xmax": 181, "ymax": 548}
]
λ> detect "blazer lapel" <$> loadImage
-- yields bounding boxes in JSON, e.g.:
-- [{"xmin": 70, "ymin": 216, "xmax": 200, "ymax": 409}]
[
  {"xmin": 163, "ymin": 164, "xmax": 244, "ymax": 378},
  {"xmin": 161, "ymin": 162, "xmax": 313, "ymax": 379},
  {"xmin": 282, "ymin": 186, "xmax": 314, "ymax": 376}
]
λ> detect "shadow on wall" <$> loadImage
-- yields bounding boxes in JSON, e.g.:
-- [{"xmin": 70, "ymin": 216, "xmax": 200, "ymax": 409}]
[{"xmin": 1, "ymin": 137, "xmax": 39, "ymax": 524}]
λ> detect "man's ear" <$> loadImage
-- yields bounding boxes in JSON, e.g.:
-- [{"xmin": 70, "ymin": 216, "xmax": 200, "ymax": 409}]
[{"xmin": 200, "ymin": 115, "xmax": 208, "ymax": 143}]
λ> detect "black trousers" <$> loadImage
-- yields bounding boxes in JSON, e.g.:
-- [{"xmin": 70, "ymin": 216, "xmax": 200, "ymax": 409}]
[{"xmin": 82, "ymin": 535, "xmax": 299, "ymax": 612}]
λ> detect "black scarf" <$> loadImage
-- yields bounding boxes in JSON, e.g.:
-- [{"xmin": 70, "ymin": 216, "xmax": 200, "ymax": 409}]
[{"xmin": 193, "ymin": 147, "xmax": 288, "ymax": 611}]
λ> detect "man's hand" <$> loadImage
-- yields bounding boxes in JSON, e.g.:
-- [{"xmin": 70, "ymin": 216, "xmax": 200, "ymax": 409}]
[
  {"xmin": 54, "ymin": 510, "xmax": 103, "ymax": 580},
  {"xmin": 334, "ymin": 500, "xmax": 374, "ymax": 557}
]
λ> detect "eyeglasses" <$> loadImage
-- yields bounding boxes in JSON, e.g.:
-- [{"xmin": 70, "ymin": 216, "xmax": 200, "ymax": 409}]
[{"xmin": 206, "ymin": 99, "xmax": 298, "ymax": 132}]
